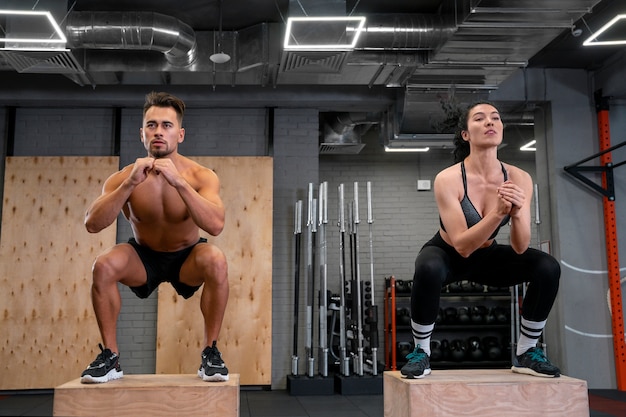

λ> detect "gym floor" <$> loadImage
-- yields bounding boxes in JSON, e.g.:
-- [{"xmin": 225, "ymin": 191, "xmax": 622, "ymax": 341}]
[{"xmin": 1, "ymin": 387, "xmax": 626, "ymax": 416}]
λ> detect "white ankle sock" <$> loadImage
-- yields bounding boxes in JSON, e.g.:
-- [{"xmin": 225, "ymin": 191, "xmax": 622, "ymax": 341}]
[
  {"xmin": 411, "ymin": 320, "xmax": 434, "ymax": 356},
  {"xmin": 516, "ymin": 318, "xmax": 546, "ymax": 356}
]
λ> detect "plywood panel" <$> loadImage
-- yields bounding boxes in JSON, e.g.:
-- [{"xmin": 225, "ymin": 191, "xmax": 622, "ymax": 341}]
[
  {"xmin": 156, "ymin": 157, "xmax": 273, "ymax": 386},
  {"xmin": 0, "ymin": 156, "xmax": 119, "ymax": 390},
  {"xmin": 54, "ymin": 374, "xmax": 240, "ymax": 417}
]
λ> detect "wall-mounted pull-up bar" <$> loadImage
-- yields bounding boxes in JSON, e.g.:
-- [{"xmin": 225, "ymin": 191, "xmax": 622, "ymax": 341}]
[
  {"xmin": 564, "ymin": 90, "xmax": 625, "ymax": 390},
  {"xmin": 564, "ymin": 141, "xmax": 626, "ymax": 200}
]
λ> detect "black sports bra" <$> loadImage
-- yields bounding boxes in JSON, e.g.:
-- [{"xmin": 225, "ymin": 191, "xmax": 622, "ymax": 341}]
[{"xmin": 440, "ymin": 161, "xmax": 510, "ymax": 240}]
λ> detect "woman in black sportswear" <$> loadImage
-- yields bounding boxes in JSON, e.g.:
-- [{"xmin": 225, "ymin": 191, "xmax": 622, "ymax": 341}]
[{"xmin": 400, "ymin": 101, "xmax": 561, "ymax": 379}]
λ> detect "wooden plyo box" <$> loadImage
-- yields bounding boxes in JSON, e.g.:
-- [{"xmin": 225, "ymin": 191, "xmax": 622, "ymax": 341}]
[
  {"xmin": 53, "ymin": 374, "xmax": 240, "ymax": 417},
  {"xmin": 384, "ymin": 370, "xmax": 589, "ymax": 417}
]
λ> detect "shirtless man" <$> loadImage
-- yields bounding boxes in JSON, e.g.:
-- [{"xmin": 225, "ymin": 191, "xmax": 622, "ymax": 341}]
[{"xmin": 80, "ymin": 91, "xmax": 229, "ymax": 383}]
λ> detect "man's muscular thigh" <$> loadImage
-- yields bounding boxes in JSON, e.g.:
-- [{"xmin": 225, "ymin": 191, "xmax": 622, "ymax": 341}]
[
  {"xmin": 95, "ymin": 243, "xmax": 148, "ymax": 287},
  {"xmin": 179, "ymin": 243, "xmax": 225, "ymax": 287}
]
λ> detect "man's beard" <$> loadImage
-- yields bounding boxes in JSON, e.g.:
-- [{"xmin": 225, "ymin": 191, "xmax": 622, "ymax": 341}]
[{"xmin": 149, "ymin": 145, "xmax": 171, "ymax": 158}]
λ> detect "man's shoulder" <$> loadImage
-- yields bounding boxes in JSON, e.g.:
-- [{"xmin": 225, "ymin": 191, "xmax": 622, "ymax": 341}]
[
  {"xmin": 106, "ymin": 163, "xmax": 133, "ymax": 182},
  {"xmin": 176, "ymin": 156, "xmax": 219, "ymax": 187}
]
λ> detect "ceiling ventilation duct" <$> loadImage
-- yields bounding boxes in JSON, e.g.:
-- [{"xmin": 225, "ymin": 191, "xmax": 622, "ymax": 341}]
[
  {"xmin": 320, "ymin": 112, "xmax": 379, "ymax": 154},
  {"xmin": 65, "ymin": 11, "xmax": 198, "ymax": 67}
]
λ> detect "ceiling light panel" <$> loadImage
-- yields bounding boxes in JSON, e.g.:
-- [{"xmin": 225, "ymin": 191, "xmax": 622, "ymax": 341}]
[
  {"xmin": 284, "ymin": 16, "xmax": 366, "ymax": 51},
  {"xmin": 0, "ymin": 10, "xmax": 66, "ymax": 50},
  {"xmin": 583, "ymin": 14, "xmax": 626, "ymax": 46}
]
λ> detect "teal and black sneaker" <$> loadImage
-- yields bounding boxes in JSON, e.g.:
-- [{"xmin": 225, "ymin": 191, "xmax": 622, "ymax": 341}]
[
  {"xmin": 512, "ymin": 347, "xmax": 560, "ymax": 378},
  {"xmin": 400, "ymin": 345, "xmax": 431, "ymax": 379}
]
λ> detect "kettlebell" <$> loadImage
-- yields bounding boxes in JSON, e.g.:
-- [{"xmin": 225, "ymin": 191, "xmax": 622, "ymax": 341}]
[
  {"xmin": 397, "ymin": 341, "xmax": 413, "ymax": 361},
  {"xmin": 482, "ymin": 336, "xmax": 502, "ymax": 360},
  {"xmin": 450, "ymin": 339, "xmax": 467, "ymax": 362},
  {"xmin": 457, "ymin": 306, "xmax": 471, "ymax": 324},
  {"xmin": 493, "ymin": 306, "xmax": 509, "ymax": 323},
  {"xmin": 470, "ymin": 306, "xmax": 487, "ymax": 324},
  {"xmin": 396, "ymin": 307, "xmax": 411, "ymax": 326},
  {"xmin": 460, "ymin": 280, "xmax": 474, "ymax": 292},
  {"xmin": 485, "ymin": 307, "xmax": 497, "ymax": 324},
  {"xmin": 467, "ymin": 336, "xmax": 484, "ymax": 361},
  {"xmin": 444, "ymin": 306, "xmax": 458, "ymax": 324}
]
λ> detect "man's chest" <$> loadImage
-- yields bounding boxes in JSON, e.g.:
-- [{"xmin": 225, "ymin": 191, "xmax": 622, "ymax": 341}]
[{"xmin": 126, "ymin": 179, "xmax": 189, "ymax": 223}]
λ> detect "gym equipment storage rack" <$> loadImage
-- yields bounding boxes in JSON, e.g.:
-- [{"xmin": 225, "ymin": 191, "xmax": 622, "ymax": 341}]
[{"xmin": 384, "ymin": 276, "xmax": 520, "ymax": 371}]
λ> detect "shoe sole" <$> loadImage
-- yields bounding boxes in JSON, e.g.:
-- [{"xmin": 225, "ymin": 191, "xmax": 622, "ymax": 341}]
[
  {"xmin": 511, "ymin": 365, "xmax": 559, "ymax": 378},
  {"xmin": 197, "ymin": 368, "xmax": 230, "ymax": 382},
  {"xmin": 401, "ymin": 368, "xmax": 431, "ymax": 379},
  {"xmin": 80, "ymin": 370, "xmax": 124, "ymax": 384}
]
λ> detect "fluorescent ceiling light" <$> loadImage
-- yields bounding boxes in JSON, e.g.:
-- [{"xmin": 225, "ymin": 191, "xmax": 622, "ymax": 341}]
[
  {"xmin": 384, "ymin": 146, "xmax": 430, "ymax": 153},
  {"xmin": 0, "ymin": 9, "xmax": 67, "ymax": 50},
  {"xmin": 284, "ymin": 16, "xmax": 366, "ymax": 51},
  {"xmin": 520, "ymin": 139, "xmax": 536, "ymax": 151},
  {"xmin": 583, "ymin": 14, "xmax": 626, "ymax": 46}
]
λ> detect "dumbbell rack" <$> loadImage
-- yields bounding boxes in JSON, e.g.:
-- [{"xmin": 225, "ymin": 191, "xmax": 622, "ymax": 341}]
[{"xmin": 384, "ymin": 276, "xmax": 520, "ymax": 371}]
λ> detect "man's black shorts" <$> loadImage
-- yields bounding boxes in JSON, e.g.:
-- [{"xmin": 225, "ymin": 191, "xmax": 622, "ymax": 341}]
[{"xmin": 127, "ymin": 237, "xmax": 207, "ymax": 299}]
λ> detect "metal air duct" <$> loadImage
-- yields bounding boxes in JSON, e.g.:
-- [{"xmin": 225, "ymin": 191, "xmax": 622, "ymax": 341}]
[{"xmin": 65, "ymin": 11, "xmax": 197, "ymax": 67}]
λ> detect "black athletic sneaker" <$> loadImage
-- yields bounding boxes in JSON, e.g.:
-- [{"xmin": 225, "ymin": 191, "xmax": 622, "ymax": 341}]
[
  {"xmin": 80, "ymin": 344, "xmax": 123, "ymax": 384},
  {"xmin": 400, "ymin": 345, "xmax": 432, "ymax": 379},
  {"xmin": 197, "ymin": 341, "xmax": 229, "ymax": 382},
  {"xmin": 511, "ymin": 347, "xmax": 560, "ymax": 378}
]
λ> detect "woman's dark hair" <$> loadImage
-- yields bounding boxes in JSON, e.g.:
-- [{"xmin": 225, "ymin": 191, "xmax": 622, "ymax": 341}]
[
  {"xmin": 143, "ymin": 91, "xmax": 186, "ymax": 125},
  {"xmin": 452, "ymin": 100, "xmax": 499, "ymax": 163}
]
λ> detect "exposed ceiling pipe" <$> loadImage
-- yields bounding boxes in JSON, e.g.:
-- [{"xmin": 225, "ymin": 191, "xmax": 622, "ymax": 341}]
[
  {"xmin": 65, "ymin": 11, "xmax": 197, "ymax": 67},
  {"xmin": 358, "ymin": 14, "xmax": 455, "ymax": 51},
  {"xmin": 62, "ymin": 13, "xmax": 453, "ymax": 75},
  {"xmin": 288, "ymin": 0, "xmax": 346, "ymax": 17}
]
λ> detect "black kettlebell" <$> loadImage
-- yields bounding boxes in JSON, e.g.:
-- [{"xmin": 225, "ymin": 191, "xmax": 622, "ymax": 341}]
[
  {"xmin": 444, "ymin": 307, "xmax": 458, "ymax": 324},
  {"xmin": 467, "ymin": 336, "xmax": 484, "ymax": 361},
  {"xmin": 482, "ymin": 336, "xmax": 502, "ymax": 360},
  {"xmin": 493, "ymin": 306, "xmax": 509, "ymax": 323},
  {"xmin": 450, "ymin": 339, "xmax": 467, "ymax": 361},
  {"xmin": 396, "ymin": 307, "xmax": 411, "ymax": 326},
  {"xmin": 460, "ymin": 280, "xmax": 474, "ymax": 292},
  {"xmin": 397, "ymin": 341, "xmax": 413, "ymax": 361},
  {"xmin": 395, "ymin": 279, "xmax": 407, "ymax": 294},
  {"xmin": 457, "ymin": 306, "xmax": 471, "ymax": 324},
  {"xmin": 447, "ymin": 281, "xmax": 463, "ymax": 293},
  {"xmin": 485, "ymin": 307, "xmax": 497, "ymax": 324},
  {"xmin": 470, "ymin": 306, "xmax": 487, "ymax": 324}
]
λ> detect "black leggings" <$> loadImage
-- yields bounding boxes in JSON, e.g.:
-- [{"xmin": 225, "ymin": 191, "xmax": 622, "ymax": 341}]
[{"xmin": 410, "ymin": 232, "xmax": 560, "ymax": 324}]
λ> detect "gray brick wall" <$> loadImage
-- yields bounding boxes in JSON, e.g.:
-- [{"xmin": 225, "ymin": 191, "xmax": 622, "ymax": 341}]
[
  {"xmin": 271, "ymin": 108, "xmax": 319, "ymax": 388},
  {"xmin": 12, "ymin": 108, "xmax": 116, "ymax": 156}
]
